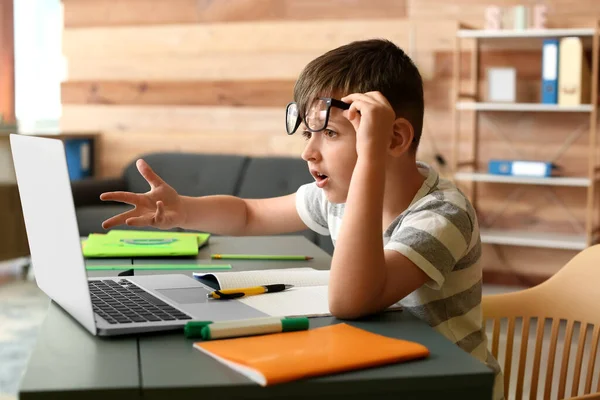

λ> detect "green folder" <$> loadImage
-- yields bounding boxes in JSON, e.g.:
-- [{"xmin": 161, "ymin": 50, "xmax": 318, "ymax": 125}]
[
  {"xmin": 106, "ymin": 230, "xmax": 211, "ymax": 248},
  {"xmin": 82, "ymin": 233, "xmax": 199, "ymax": 258}
]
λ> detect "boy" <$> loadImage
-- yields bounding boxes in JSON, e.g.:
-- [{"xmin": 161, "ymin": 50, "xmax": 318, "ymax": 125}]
[{"xmin": 100, "ymin": 39, "xmax": 503, "ymax": 399}]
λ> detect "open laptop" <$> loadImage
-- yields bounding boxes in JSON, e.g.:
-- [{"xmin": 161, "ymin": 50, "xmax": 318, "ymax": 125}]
[{"xmin": 10, "ymin": 134, "xmax": 267, "ymax": 336}]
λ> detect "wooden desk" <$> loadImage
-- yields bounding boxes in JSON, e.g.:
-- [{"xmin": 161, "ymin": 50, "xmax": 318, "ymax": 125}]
[{"xmin": 19, "ymin": 236, "xmax": 495, "ymax": 399}]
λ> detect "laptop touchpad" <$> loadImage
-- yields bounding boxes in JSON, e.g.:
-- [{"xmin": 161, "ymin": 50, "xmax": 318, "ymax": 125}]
[{"xmin": 156, "ymin": 288, "xmax": 209, "ymax": 304}]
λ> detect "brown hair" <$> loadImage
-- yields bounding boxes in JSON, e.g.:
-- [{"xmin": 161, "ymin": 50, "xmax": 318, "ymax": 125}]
[{"xmin": 293, "ymin": 39, "xmax": 424, "ymax": 149}]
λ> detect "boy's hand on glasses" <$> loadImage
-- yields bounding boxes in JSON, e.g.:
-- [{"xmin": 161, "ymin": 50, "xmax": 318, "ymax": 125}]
[
  {"xmin": 341, "ymin": 91, "xmax": 395, "ymax": 159},
  {"xmin": 99, "ymin": 159, "xmax": 187, "ymax": 230}
]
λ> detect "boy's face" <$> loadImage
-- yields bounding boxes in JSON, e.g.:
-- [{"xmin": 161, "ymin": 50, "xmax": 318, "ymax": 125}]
[{"xmin": 300, "ymin": 105, "xmax": 358, "ymax": 204}]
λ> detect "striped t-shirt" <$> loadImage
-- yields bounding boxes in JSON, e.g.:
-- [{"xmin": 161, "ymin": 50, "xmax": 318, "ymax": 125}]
[{"xmin": 295, "ymin": 161, "xmax": 504, "ymax": 400}]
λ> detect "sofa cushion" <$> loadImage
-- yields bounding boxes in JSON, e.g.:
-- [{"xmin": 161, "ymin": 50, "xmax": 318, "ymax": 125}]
[
  {"xmin": 236, "ymin": 156, "xmax": 312, "ymax": 198},
  {"xmin": 235, "ymin": 156, "xmax": 334, "ymax": 254},
  {"xmin": 124, "ymin": 153, "xmax": 249, "ymax": 197}
]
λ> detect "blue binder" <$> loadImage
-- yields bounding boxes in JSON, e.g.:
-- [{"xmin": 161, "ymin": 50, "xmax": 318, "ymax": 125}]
[
  {"xmin": 541, "ymin": 39, "xmax": 559, "ymax": 104},
  {"xmin": 64, "ymin": 139, "xmax": 92, "ymax": 181},
  {"xmin": 488, "ymin": 159, "xmax": 555, "ymax": 177}
]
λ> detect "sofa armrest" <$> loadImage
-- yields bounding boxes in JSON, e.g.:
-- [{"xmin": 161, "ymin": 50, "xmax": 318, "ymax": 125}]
[{"xmin": 71, "ymin": 177, "xmax": 128, "ymax": 207}]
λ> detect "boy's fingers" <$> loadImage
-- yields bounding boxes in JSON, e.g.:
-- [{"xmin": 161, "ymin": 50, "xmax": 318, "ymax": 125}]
[
  {"xmin": 136, "ymin": 159, "xmax": 166, "ymax": 189},
  {"xmin": 102, "ymin": 209, "xmax": 139, "ymax": 229},
  {"xmin": 342, "ymin": 92, "xmax": 390, "ymax": 110},
  {"xmin": 125, "ymin": 214, "xmax": 155, "ymax": 227},
  {"xmin": 341, "ymin": 93, "xmax": 378, "ymax": 106},
  {"xmin": 100, "ymin": 191, "xmax": 140, "ymax": 205},
  {"xmin": 347, "ymin": 100, "xmax": 369, "ymax": 117},
  {"xmin": 154, "ymin": 201, "xmax": 164, "ymax": 223},
  {"xmin": 348, "ymin": 104, "xmax": 360, "ymax": 120},
  {"xmin": 364, "ymin": 91, "xmax": 392, "ymax": 107}
]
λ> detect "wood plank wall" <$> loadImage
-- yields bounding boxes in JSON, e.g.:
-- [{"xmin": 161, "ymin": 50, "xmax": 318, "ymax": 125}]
[{"xmin": 60, "ymin": 0, "xmax": 600, "ymax": 282}]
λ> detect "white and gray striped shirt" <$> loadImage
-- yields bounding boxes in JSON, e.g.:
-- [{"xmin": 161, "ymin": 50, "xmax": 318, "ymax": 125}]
[{"xmin": 296, "ymin": 161, "xmax": 504, "ymax": 400}]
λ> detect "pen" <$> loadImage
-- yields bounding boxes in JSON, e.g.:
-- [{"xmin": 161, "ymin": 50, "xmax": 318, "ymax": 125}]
[
  {"xmin": 184, "ymin": 317, "xmax": 309, "ymax": 340},
  {"xmin": 207, "ymin": 284, "xmax": 294, "ymax": 299},
  {"xmin": 211, "ymin": 254, "xmax": 313, "ymax": 261}
]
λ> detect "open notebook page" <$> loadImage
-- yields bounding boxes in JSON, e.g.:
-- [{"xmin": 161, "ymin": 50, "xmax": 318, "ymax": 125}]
[
  {"xmin": 238, "ymin": 286, "xmax": 403, "ymax": 318},
  {"xmin": 238, "ymin": 286, "xmax": 332, "ymax": 317},
  {"xmin": 194, "ymin": 268, "xmax": 330, "ymax": 290}
]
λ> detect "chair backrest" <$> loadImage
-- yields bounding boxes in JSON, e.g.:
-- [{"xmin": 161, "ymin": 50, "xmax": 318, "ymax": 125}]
[
  {"xmin": 482, "ymin": 244, "xmax": 600, "ymax": 400},
  {"xmin": 123, "ymin": 153, "xmax": 249, "ymax": 197}
]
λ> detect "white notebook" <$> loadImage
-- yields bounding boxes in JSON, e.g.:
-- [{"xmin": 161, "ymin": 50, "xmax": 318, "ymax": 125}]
[{"xmin": 194, "ymin": 268, "xmax": 402, "ymax": 318}]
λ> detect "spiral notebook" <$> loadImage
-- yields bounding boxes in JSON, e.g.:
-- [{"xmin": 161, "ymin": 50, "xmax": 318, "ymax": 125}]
[{"xmin": 194, "ymin": 268, "xmax": 402, "ymax": 318}]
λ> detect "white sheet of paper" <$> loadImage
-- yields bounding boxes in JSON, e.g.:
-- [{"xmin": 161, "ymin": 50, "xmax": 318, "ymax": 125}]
[
  {"xmin": 194, "ymin": 268, "xmax": 329, "ymax": 290},
  {"xmin": 238, "ymin": 285, "xmax": 332, "ymax": 318}
]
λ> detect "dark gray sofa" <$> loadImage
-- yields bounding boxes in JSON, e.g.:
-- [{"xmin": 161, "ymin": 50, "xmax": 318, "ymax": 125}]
[{"xmin": 71, "ymin": 152, "xmax": 334, "ymax": 255}]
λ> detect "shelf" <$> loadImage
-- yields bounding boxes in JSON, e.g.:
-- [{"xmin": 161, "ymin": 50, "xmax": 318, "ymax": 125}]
[
  {"xmin": 456, "ymin": 102, "xmax": 593, "ymax": 112},
  {"xmin": 480, "ymin": 229, "xmax": 588, "ymax": 250},
  {"xmin": 454, "ymin": 172, "xmax": 591, "ymax": 187},
  {"xmin": 457, "ymin": 28, "xmax": 595, "ymax": 39}
]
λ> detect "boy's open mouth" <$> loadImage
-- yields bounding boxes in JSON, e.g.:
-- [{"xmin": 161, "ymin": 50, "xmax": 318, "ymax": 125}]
[{"xmin": 310, "ymin": 169, "xmax": 329, "ymax": 188}]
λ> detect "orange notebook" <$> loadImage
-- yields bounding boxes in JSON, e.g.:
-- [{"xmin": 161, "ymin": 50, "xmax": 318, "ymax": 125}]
[{"xmin": 193, "ymin": 323, "xmax": 430, "ymax": 386}]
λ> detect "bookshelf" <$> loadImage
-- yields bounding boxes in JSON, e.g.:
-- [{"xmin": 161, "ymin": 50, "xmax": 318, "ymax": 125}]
[{"xmin": 452, "ymin": 22, "xmax": 600, "ymax": 250}]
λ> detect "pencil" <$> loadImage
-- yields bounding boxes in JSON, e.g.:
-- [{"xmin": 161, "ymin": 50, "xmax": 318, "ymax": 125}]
[{"xmin": 211, "ymin": 254, "xmax": 313, "ymax": 261}]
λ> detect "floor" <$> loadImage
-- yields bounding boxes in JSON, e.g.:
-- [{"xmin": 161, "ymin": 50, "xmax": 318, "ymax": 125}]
[
  {"xmin": 0, "ymin": 259, "xmax": 49, "ymax": 400},
  {"xmin": 0, "ymin": 260, "xmax": 597, "ymax": 400}
]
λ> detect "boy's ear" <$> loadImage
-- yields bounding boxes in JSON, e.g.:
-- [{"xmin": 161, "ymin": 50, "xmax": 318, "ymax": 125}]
[{"xmin": 388, "ymin": 118, "xmax": 414, "ymax": 156}]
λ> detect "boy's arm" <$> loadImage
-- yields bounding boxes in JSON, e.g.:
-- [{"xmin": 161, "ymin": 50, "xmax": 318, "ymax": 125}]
[
  {"xmin": 328, "ymin": 158, "xmax": 429, "ymax": 319},
  {"xmin": 179, "ymin": 193, "xmax": 309, "ymax": 236},
  {"xmin": 329, "ymin": 92, "xmax": 429, "ymax": 319}
]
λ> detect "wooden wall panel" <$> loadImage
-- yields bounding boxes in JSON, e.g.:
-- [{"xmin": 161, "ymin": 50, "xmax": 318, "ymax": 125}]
[
  {"xmin": 60, "ymin": 80, "xmax": 295, "ymax": 107},
  {"xmin": 65, "ymin": 53, "xmax": 320, "ymax": 81},
  {"xmin": 97, "ymin": 131, "xmax": 306, "ymax": 177},
  {"xmin": 62, "ymin": 20, "xmax": 413, "ymax": 58},
  {"xmin": 60, "ymin": 105, "xmax": 284, "ymax": 133},
  {"xmin": 60, "ymin": 0, "xmax": 600, "ymax": 281},
  {"xmin": 63, "ymin": 0, "xmax": 407, "ymax": 27}
]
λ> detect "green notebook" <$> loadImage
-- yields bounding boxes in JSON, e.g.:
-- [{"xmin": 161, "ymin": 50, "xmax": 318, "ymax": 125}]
[{"xmin": 82, "ymin": 233, "xmax": 200, "ymax": 258}]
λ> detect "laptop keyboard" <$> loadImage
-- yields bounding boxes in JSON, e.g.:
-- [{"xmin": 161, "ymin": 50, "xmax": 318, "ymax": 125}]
[{"xmin": 89, "ymin": 279, "xmax": 192, "ymax": 324}]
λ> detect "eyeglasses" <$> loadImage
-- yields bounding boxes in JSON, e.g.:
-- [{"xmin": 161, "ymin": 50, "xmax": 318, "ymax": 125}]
[{"xmin": 285, "ymin": 97, "xmax": 350, "ymax": 135}]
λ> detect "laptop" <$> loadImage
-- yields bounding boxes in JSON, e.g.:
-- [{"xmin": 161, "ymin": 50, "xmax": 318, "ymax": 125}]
[{"xmin": 10, "ymin": 134, "xmax": 267, "ymax": 336}]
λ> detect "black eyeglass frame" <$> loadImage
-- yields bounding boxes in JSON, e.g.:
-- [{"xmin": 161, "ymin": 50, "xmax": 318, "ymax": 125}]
[{"xmin": 285, "ymin": 97, "xmax": 350, "ymax": 135}]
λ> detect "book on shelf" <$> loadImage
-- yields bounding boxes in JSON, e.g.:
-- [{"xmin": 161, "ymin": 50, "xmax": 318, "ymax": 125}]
[{"xmin": 488, "ymin": 160, "xmax": 558, "ymax": 178}]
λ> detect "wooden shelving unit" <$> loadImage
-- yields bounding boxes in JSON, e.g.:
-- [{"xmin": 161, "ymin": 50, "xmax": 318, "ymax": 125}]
[
  {"xmin": 457, "ymin": 28, "xmax": 596, "ymax": 39},
  {"xmin": 456, "ymin": 102, "xmax": 593, "ymax": 112},
  {"xmin": 454, "ymin": 172, "xmax": 591, "ymax": 187},
  {"xmin": 452, "ymin": 23, "xmax": 600, "ymax": 250},
  {"xmin": 480, "ymin": 229, "xmax": 587, "ymax": 250}
]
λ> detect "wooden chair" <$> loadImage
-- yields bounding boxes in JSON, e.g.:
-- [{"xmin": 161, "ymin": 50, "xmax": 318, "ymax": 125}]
[{"xmin": 483, "ymin": 244, "xmax": 600, "ymax": 400}]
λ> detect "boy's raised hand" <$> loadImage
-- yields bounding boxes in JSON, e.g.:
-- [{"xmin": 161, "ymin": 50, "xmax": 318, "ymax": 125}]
[
  {"xmin": 99, "ymin": 159, "xmax": 186, "ymax": 230},
  {"xmin": 341, "ymin": 91, "xmax": 396, "ymax": 158}
]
